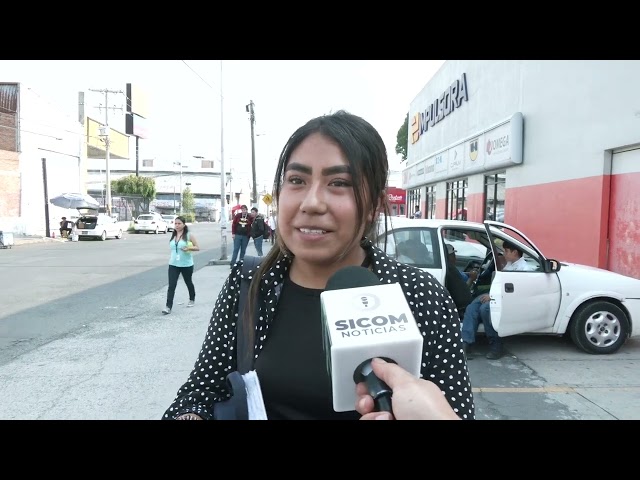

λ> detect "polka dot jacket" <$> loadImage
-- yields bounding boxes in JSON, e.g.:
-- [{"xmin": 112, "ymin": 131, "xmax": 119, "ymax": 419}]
[{"xmin": 163, "ymin": 238, "xmax": 476, "ymax": 420}]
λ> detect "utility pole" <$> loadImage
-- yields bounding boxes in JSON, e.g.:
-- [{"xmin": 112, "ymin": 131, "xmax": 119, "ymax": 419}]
[
  {"xmin": 90, "ymin": 88, "xmax": 123, "ymax": 217},
  {"xmin": 246, "ymin": 100, "xmax": 258, "ymax": 209},
  {"xmin": 219, "ymin": 60, "xmax": 228, "ymax": 261},
  {"xmin": 174, "ymin": 145, "xmax": 183, "ymax": 213},
  {"xmin": 42, "ymin": 158, "xmax": 51, "ymax": 238}
]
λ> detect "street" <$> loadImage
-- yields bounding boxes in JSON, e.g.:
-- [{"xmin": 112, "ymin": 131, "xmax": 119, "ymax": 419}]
[
  {"xmin": 0, "ymin": 223, "xmax": 224, "ymax": 355},
  {"xmin": 0, "ymin": 223, "xmax": 639, "ymax": 419}
]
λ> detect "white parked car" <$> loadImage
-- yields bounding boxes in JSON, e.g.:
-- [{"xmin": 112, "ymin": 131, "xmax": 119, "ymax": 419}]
[
  {"xmin": 134, "ymin": 213, "xmax": 168, "ymax": 234},
  {"xmin": 377, "ymin": 217, "xmax": 640, "ymax": 355},
  {"xmin": 75, "ymin": 212, "xmax": 123, "ymax": 241},
  {"xmin": 162, "ymin": 214, "xmax": 178, "ymax": 232}
]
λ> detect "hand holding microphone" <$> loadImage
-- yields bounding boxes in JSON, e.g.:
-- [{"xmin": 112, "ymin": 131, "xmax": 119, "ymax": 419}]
[{"xmin": 355, "ymin": 358, "xmax": 461, "ymax": 420}]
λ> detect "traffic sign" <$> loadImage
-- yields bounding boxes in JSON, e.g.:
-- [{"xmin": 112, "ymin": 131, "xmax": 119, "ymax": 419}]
[{"xmin": 262, "ymin": 194, "xmax": 273, "ymax": 205}]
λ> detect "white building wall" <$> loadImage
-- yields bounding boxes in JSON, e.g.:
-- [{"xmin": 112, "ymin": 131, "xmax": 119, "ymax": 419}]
[
  {"xmin": 14, "ymin": 87, "xmax": 84, "ymax": 235},
  {"xmin": 407, "ymin": 60, "xmax": 640, "ymax": 190}
]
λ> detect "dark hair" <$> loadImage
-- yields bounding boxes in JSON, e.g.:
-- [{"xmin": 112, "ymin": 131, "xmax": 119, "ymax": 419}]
[
  {"xmin": 241, "ymin": 205, "xmax": 248, "ymax": 209},
  {"xmin": 502, "ymin": 240, "xmax": 523, "ymax": 257},
  {"xmin": 251, "ymin": 207, "xmax": 258, "ymax": 213},
  {"xmin": 242, "ymin": 110, "xmax": 391, "ymax": 352},
  {"xmin": 169, "ymin": 215, "xmax": 189, "ymax": 241}
]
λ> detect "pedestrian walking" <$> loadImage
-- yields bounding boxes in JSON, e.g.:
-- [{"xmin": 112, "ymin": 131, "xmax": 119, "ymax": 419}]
[
  {"xmin": 268, "ymin": 211, "xmax": 277, "ymax": 243},
  {"xmin": 229, "ymin": 205, "xmax": 252, "ymax": 268},
  {"xmin": 163, "ymin": 216, "xmax": 200, "ymax": 315},
  {"xmin": 249, "ymin": 208, "xmax": 267, "ymax": 256}
]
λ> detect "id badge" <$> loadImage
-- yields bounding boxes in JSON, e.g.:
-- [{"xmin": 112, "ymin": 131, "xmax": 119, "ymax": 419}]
[{"xmin": 176, "ymin": 255, "xmax": 180, "ymax": 261}]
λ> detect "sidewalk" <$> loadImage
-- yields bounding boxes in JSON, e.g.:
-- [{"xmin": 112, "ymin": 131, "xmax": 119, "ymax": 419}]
[
  {"xmin": 0, "ymin": 264, "xmax": 236, "ymax": 419},
  {"xmin": 209, "ymin": 236, "xmax": 274, "ymax": 265}
]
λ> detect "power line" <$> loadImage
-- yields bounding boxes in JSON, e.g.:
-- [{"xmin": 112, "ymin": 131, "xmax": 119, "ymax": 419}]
[{"xmin": 181, "ymin": 60, "xmax": 216, "ymax": 90}]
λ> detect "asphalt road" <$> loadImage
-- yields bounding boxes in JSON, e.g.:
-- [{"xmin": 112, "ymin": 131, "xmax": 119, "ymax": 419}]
[{"xmin": 0, "ymin": 223, "xmax": 223, "ymax": 362}]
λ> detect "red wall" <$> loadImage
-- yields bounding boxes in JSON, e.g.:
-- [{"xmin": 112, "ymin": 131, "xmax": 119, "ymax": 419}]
[
  {"xmin": 608, "ymin": 171, "xmax": 640, "ymax": 279},
  {"xmin": 505, "ymin": 176, "xmax": 610, "ymax": 269},
  {"xmin": 465, "ymin": 193, "xmax": 485, "ymax": 223},
  {"xmin": 425, "ymin": 173, "xmax": 639, "ymax": 279},
  {"xmin": 435, "ymin": 198, "xmax": 447, "ymax": 219}
]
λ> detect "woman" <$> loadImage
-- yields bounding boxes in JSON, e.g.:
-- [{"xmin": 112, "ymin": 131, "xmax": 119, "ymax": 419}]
[
  {"xmin": 162, "ymin": 216, "xmax": 200, "ymax": 315},
  {"xmin": 163, "ymin": 111, "xmax": 474, "ymax": 420}
]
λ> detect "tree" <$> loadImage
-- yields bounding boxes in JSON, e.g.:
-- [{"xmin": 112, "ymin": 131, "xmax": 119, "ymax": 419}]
[
  {"xmin": 395, "ymin": 112, "xmax": 409, "ymax": 162},
  {"xmin": 111, "ymin": 175, "xmax": 156, "ymax": 218},
  {"xmin": 181, "ymin": 186, "xmax": 195, "ymax": 223}
]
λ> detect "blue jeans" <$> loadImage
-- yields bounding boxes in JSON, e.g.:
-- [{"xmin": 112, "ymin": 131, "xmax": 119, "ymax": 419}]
[
  {"xmin": 230, "ymin": 234, "xmax": 250, "ymax": 267},
  {"xmin": 461, "ymin": 296, "xmax": 500, "ymax": 345},
  {"xmin": 253, "ymin": 235, "xmax": 264, "ymax": 256}
]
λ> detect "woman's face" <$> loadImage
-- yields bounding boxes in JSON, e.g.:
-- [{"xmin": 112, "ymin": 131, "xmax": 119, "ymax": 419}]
[
  {"xmin": 174, "ymin": 219, "xmax": 185, "ymax": 231},
  {"xmin": 278, "ymin": 133, "xmax": 367, "ymax": 266}
]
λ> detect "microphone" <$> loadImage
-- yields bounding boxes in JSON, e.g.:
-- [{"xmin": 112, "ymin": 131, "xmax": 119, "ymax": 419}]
[{"xmin": 321, "ymin": 266, "xmax": 423, "ymax": 413}]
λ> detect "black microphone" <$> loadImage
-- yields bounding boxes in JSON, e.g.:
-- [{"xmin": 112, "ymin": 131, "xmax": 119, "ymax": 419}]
[
  {"xmin": 353, "ymin": 357, "xmax": 397, "ymax": 413},
  {"xmin": 321, "ymin": 266, "xmax": 423, "ymax": 413}
]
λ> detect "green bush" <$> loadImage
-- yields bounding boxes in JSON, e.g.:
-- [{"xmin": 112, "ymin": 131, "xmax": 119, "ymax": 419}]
[{"xmin": 182, "ymin": 212, "xmax": 195, "ymax": 223}]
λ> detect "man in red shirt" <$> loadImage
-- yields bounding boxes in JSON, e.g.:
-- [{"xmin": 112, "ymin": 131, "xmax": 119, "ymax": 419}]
[{"xmin": 230, "ymin": 205, "xmax": 253, "ymax": 268}]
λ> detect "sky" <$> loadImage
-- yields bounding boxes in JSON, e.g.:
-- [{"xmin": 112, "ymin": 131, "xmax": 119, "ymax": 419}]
[{"xmin": 2, "ymin": 60, "xmax": 445, "ymax": 189}]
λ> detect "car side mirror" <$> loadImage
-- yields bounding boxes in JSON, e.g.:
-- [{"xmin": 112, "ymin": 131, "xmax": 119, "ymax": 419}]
[{"xmin": 545, "ymin": 259, "xmax": 561, "ymax": 273}]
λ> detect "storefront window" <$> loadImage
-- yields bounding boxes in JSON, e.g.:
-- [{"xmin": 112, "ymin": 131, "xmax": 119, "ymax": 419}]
[
  {"xmin": 426, "ymin": 185, "xmax": 436, "ymax": 219},
  {"xmin": 484, "ymin": 173, "xmax": 506, "ymax": 222},
  {"xmin": 446, "ymin": 179, "xmax": 468, "ymax": 220},
  {"xmin": 408, "ymin": 188, "xmax": 421, "ymax": 218}
]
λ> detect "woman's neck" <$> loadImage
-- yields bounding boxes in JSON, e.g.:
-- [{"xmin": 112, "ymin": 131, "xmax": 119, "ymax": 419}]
[{"xmin": 288, "ymin": 247, "xmax": 367, "ymax": 289}]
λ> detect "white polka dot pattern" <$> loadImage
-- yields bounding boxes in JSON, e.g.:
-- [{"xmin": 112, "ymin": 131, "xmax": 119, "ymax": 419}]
[{"xmin": 163, "ymin": 238, "xmax": 475, "ymax": 420}]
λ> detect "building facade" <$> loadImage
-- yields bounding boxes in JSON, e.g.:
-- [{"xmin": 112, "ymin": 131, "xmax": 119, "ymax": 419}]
[
  {"xmin": 0, "ymin": 81, "xmax": 254, "ymax": 231},
  {"xmin": 85, "ymin": 163, "xmax": 253, "ymax": 222},
  {"xmin": 403, "ymin": 60, "xmax": 640, "ymax": 279},
  {"xmin": 0, "ymin": 83, "xmax": 85, "ymax": 236}
]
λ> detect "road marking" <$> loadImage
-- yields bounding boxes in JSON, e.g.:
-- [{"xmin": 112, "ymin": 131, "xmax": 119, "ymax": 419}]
[{"xmin": 472, "ymin": 386, "xmax": 640, "ymax": 393}]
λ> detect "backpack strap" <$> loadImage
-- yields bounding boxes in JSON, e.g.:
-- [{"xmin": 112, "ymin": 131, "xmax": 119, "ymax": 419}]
[{"xmin": 236, "ymin": 255, "xmax": 262, "ymax": 374}]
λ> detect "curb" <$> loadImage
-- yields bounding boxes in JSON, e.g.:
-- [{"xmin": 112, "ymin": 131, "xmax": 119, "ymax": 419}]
[
  {"xmin": 207, "ymin": 244, "xmax": 273, "ymax": 267},
  {"xmin": 12, "ymin": 237, "xmax": 67, "ymax": 246},
  {"xmin": 208, "ymin": 259, "xmax": 231, "ymax": 266}
]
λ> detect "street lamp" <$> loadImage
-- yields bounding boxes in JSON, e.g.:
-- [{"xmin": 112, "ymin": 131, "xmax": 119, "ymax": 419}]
[
  {"xmin": 173, "ymin": 160, "xmax": 187, "ymax": 213},
  {"xmin": 246, "ymin": 100, "xmax": 258, "ymax": 209},
  {"xmin": 255, "ymin": 133, "xmax": 267, "ymax": 208}
]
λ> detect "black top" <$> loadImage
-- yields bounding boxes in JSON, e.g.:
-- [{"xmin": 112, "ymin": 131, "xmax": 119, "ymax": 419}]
[{"xmin": 254, "ymin": 277, "xmax": 360, "ymax": 420}]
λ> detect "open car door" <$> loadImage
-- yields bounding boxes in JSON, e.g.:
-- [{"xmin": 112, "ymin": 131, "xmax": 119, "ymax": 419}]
[{"xmin": 484, "ymin": 221, "xmax": 562, "ymax": 337}]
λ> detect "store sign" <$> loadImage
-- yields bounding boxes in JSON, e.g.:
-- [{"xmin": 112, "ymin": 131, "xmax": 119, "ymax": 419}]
[
  {"xmin": 411, "ymin": 72, "xmax": 469, "ymax": 144},
  {"xmin": 402, "ymin": 112, "xmax": 524, "ymax": 189},
  {"xmin": 387, "ymin": 187, "xmax": 406, "ymax": 205}
]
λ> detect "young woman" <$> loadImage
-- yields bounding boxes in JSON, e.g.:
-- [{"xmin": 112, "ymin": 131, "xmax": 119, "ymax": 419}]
[
  {"xmin": 162, "ymin": 216, "xmax": 200, "ymax": 315},
  {"xmin": 163, "ymin": 111, "xmax": 475, "ymax": 420}
]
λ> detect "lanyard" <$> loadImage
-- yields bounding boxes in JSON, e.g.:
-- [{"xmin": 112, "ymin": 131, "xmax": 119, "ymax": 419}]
[{"xmin": 175, "ymin": 234, "xmax": 184, "ymax": 254}]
